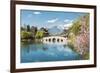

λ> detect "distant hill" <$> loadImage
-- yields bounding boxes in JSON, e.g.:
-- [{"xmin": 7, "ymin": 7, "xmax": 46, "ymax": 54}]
[{"xmin": 48, "ymin": 26, "xmax": 63, "ymax": 36}]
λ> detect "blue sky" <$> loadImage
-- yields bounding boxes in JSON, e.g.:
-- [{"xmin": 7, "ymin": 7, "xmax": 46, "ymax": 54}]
[{"xmin": 21, "ymin": 9, "xmax": 87, "ymax": 29}]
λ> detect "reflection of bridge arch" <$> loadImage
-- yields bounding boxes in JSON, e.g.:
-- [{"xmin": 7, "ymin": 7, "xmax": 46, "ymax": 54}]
[{"xmin": 42, "ymin": 36, "xmax": 67, "ymax": 44}]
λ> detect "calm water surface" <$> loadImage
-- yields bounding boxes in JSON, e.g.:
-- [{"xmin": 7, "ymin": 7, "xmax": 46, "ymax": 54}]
[{"xmin": 21, "ymin": 42, "xmax": 82, "ymax": 63}]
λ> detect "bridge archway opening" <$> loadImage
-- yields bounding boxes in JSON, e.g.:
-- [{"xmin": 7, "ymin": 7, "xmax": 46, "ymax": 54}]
[
  {"xmin": 49, "ymin": 38, "xmax": 51, "ymax": 42},
  {"xmin": 61, "ymin": 39, "xmax": 63, "ymax": 42},
  {"xmin": 52, "ymin": 38, "xmax": 56, "ymax": 42},
  {"xmin": 46, "ymin": 39, "xmax": 47, "ymax": 41},
  {"xmin": 57, "ymin": 39, "xmax": 59, "ymax": 42}
]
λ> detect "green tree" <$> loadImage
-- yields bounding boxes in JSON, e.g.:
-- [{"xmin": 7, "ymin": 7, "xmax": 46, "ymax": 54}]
[
  {"xmin": 31, "ymin": 26, "xmax": 37, "ymax": 37},
  {"xmin": 27, "ymin": 25, "xmax": 30, "ymax": 31},
  {"xmin": 67, "ymin": 14, "xmax": 90, "ymax": 56},
  {"xmin": 21, "ymin": 31, "xmax": 33, "ymax": 39},
  {"xmin": 68, "ymin": 19, "xmax": 81, "ymax": 36},
  {"xmin": 40, "ymin": 27, "xmax": 49, "ymax": 37},
  {"xmin": 35, "ymin": 31, "xmax": 44, "ymax": 39}
]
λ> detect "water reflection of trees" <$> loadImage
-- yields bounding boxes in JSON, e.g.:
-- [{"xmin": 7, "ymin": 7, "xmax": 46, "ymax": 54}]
[{"xmin": 21, "ymin": 42, "xmax": 48, "ymax": 54}]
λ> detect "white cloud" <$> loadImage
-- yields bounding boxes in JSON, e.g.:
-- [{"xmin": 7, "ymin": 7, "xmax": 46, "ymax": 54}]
[
  {"xmin": 33, "ymin": 12, "xmax": 41, "ymax": 15},
  {"xmin": 63, "ymin": 23, "xmax": 73, "ymax": 29},
  {"xmin": 62, "ymin": 19, "xmax": 73, "ymax": 29},
  {"xmin": 47, "ymin": 18, "xmax": 58, "ymax": 23},
  {"xmin": 64, "ymin": 19, "xmax": 73, "ymax": 23},
  {"xmin": 27, "ymin": 12, "xmax": 41, "ymax": 18},
  {"xmin": 57, "ymin": 23, "xmax": 73, "ymax": 30},
  {"xmin": 64, "ymin": 23, "xmax": 73, "ymax": 27}
]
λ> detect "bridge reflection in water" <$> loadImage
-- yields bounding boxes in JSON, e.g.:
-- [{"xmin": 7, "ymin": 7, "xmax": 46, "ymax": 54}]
[{"xmin": 42, "ymin": 36, "xmax": 67, "ymax": 44}]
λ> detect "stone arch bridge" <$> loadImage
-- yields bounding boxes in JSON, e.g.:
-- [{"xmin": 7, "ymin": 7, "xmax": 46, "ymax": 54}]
[{"xmin": 42, "ymin": 36, "xmax": 67, "ymax": 44}]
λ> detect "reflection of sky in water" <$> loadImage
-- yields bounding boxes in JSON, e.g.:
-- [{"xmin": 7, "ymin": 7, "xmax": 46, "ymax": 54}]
[{"xmin": 21, "ymin": 43, "xmax": 82, "ymax": 63}]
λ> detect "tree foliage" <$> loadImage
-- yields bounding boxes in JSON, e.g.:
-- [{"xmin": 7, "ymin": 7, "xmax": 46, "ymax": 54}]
[
  {"xmin": 68, "ymin": 18, "xmax": 81, "ymax": 36},
  {"xmin": 21, "ymin": 31, "xmax": 33, "ymax": 39},
  {"xmin": 67, "ymin": 14, "xmax": 90, "ymax": 56},
  {"xmin": 27, "ymin": 25, "xmax": 31, "ymax": 31},
  {"xmin": 35, "ymin": 31, "xmax": 45, "ymax": 39}
]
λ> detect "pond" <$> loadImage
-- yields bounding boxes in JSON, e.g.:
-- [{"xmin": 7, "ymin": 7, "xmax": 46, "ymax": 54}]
[{"xmin": 21, "ymin": 42, "xmax": 83, "ymax": 63}]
